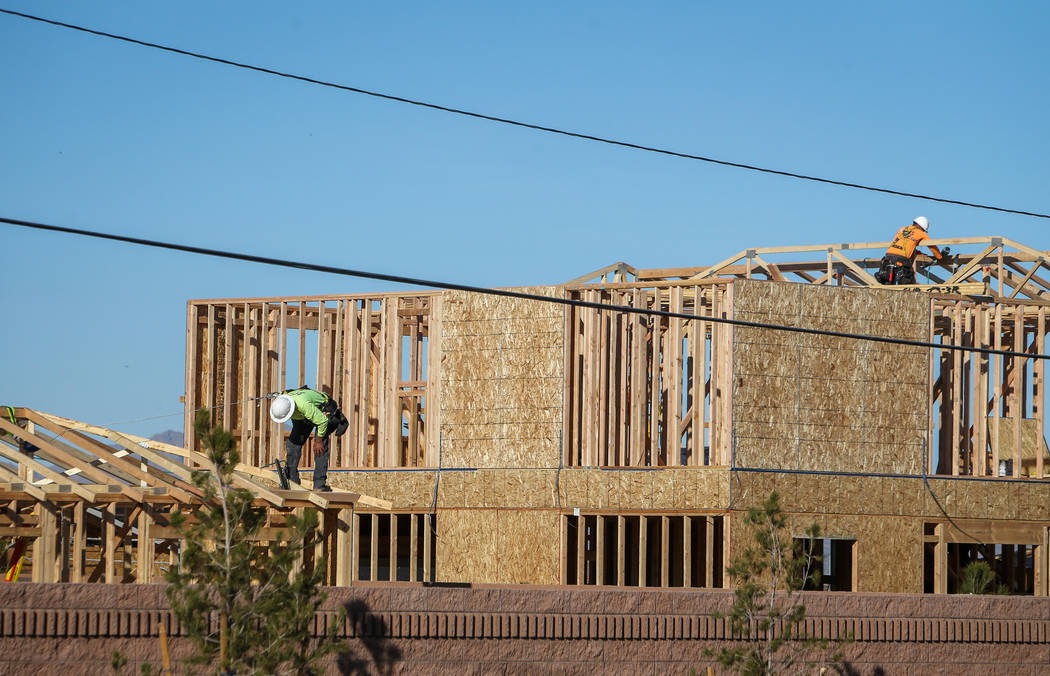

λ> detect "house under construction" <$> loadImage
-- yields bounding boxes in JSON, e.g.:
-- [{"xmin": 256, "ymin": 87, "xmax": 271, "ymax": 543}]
[{"xmin": 2, "ymin": 234, "xmax": 1048, "ymax": 594}]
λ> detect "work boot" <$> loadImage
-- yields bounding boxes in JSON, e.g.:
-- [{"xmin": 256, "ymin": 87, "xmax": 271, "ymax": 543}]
[{"xmin": 315, "ymin": 485, "xmax": 333, "ymax": 493}]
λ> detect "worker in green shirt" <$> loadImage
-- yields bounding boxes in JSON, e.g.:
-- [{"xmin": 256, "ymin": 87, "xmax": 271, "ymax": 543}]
[{"xmin": 269, "ymin": 388, "xmax": 337, "ymax": 492}]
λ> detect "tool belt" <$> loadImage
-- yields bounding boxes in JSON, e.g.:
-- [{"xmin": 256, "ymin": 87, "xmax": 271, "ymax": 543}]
[{"xmin": 875, "ymin": 254, "xmax": 915, "ymax": 285}]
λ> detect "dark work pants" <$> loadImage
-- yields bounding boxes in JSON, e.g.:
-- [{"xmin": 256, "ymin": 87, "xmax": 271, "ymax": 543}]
[
  {"xmin": 879, "ymin": 253, "xmax": 916, "ymax": 285},
  {"xmin": 286, "ymin": 418, "xmax": 330, "ymax": 489}
]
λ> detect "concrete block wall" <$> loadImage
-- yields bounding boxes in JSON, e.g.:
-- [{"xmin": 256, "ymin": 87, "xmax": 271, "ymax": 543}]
[{"xmin": 2, "ymin": 583, "xmax": 1049, "ymax": 674}]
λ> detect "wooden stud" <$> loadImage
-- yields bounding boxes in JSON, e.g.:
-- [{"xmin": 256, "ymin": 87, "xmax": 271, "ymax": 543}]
[
  {"xmin": 597, "ymin": 294, "xmax": 610, "ymax": 466},
  {"xmin": 359, "ymin": 301, "xmax": 373, "ymax": 466},
  {"xmin": 595, "ymin": 514, "xmax": 605, "ymax": 585},
  {"xmin": 369, "ymin": 513, "xmax": 379, "ymax": 582},
  {"xmin": 638, "ymin": 515, "xmax": 647, "ymax": 586},
  {"xmin": 582, "ymin": 295, "xmax": 597, "ymax": 466},
  {"xmin": 259, "ymin": 304, "xmax": 270, "ymax": 466},
  {"xmin": 336, "ymin": 507, "xmax": 353, "ymax": 586},
  {"xmin": 389, "ymin": 513, "xmax": 397, "ymax": 582},
  {"xmin": 137, "ymin": 505, "xmax": 152, "ymax": 583},
  {"xmin": 206, "ymin": 305, "xmax": 216, "ymax": 427},
  {"xmin": 668, "ymin": 287, "xmax": 683, "ymax": 466},
  {"xmin": 351, "ymin": 510, "xmax": 360, "ymax": 583},
  {"xmin": 683, "ymin": 515, "xmax": 692, "ymax": 587},
  {"xmin": 105, "ymin": 502, "xmax": 117, "ymax": 585},
  {"xmin": 1013, "ymin": 307, "xmax": 1024, "ymax": 477},
  {"xmin": 1036, "ymin": 307, "xmax": 1046, "ymax": 478},
  {"xmin": 384, "ymin": 300, "xmax": 401, "ymax": 467},
  {"xmin": 951, "ymin": 302, "xmax": 962, "ymax": 475},
  {"xmin": 71, "ymin": 500, "xmax": 85, "ymax": 583},
  {"xmin": 185, "ymin": 303, "xmax": 198, "ymax": 451},
  {"xmin": 616, "ymin": 515, "xmax": 626, "ymax": 586},
  {"xmin": 409, "ymin": 512, "xmax": 418, "ymax": 582},
  {"xmin": 974, "ymin": 306, "xmax": 989, "ymax": 476},
  {"xmin": 630, "ymin": 290, "xmax": 647, "ymax": 466},
  {"xmin": 992, "ymin": 305, "xmax": 1002, "ymax": 474},
  {"xmin": 649, "ymin": 311, "xmax": 662, "ymax": 466},
  {"xmin": 934, "ymin": 522, "xmax": 947, "ymax": 594},
  {"xmin": 660, "ymin": 515, "xmax": 670, "ymax": 587},
  {"xmin": 576, "ymin": 514, "xmax": 585, "ymax": 584},
  {"xmin": 705, "ymin": 516, "xmax": 715, "ymax": 588}
]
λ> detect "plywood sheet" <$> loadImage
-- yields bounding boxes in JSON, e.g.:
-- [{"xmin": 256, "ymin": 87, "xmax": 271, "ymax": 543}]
[
  {"xmin": 436, "ymin": 509, "xmax": 498, "ymax": 583},
  {"xmin": 439, "ymin": 288, "xmax": 565, "ymax": 470},
  {"xmin": 497, "ymin": 510, "xmax": 560, "ymax": 584},
  {"xmin": 732, "ymin": 280, "xmax": 930, "ymax": 476}
]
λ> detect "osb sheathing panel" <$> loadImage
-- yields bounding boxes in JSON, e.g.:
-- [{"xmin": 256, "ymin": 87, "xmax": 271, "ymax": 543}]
[
  {"xmin": 496, "ymin": 510, "xmax": 560, "ymax": 584},
  {"xmin": 329, "ymin": 467, "xmax": 731, "ymax": 512},
  {"xmin": 820, "ymin": 514, "xmax": 923, "ymax": 594},
  {"xmin": 728, "ymin": 510, "xmax": 922, "ymax": 594},
  {"xmin": 732, "ymin": 280, "xmax": 929, "ymax": 475},
  {"xmin": 435, "ymin": 509, "xmax": 562, "ymax": 585},
  {"xmin": 439, "ymin": 288, "xmax": 564, "ymax": 469},
  {"xmin": 437, "ymin": 510, "xmax": 499, "ymax": 583}
]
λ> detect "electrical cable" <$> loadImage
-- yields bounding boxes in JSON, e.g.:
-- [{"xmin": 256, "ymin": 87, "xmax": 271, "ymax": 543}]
[
  {"xmin": 3, "ymin": 215, "xmax": 1047, "ymax": 361},
  {"xmin": 2, "ymin": 7, "xmax": 1049, "ymax": 220},
  {"xmin": 920, "ymin": 439, "xmax": 985, "ymax": 547}
]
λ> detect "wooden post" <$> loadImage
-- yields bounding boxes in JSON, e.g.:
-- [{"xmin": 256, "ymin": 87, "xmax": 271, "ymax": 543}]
[
  {"xmin": 616, "ymin": 515, "xmax": 626, "ymax": 587},
  {"xmin": 71, "ymin": 501, "xmax": 85, "ymax": 583},
  {"xmin": 1036, "ymin": 308, "xmax": 1046, "ymax": 478},
  {"xmin": 185, "ymin": 303, "xmax": 199, "ymax": 451},
  {"xmin": 660, "ymin": 515, "xmax": 670, "ymax": 587},
  {"xmin": 351, "ymin": 510, "xmax": 360, "ymax": 584},
  {"xmin": 630, "ymin": 290, "xmax": 647, "ymax": 466},
  {"xmin": 668, "ymin": 287, "xmax": 683, "ymax": 466},
  {"xmin": 1013, "ymin": 308, "xmax": 1024, "ymax": 477},
  {"xmin": 137, "ymin": 505, "xmax": 152, "ymax": 583},
  {"xmin": 359, "ymin": 301, "xmax": 374, "ymax": 466},
  {"xmin": 389, "ymin": 513, "xmax": 398, "ymax": 582},
  {"xmin": 705, "ymin": 516, "xmax": 716, "ymax": 588},
  {"xmin": 582, "ymin": 295, "xmax": 597, "ymax": 466},
  {"xmin": 974, "ymin": 306, "xmax": 989, "ymax": 476},
  {"xmin": 424, "ymin": 512, "xmax": 433, "ymax": 583},
  {"xmin": 336, "ymin": 507, "xmax": 353, "ymax": 586},
  {"xmin": 104, "ymin": 502, "xmax": 117, "ymax": 585},
  {"xmin": 992, "ymin": 305, "xmax": 1002, "ymax": 473},
  {"xmin": 683, "ymin": 515, "xmax": 692, "ymax": 587},
  {"xmin": 576, "ymin": 514, "xmax": 585, "ymax": 584},
  {"xmin": 951, "ymin": 302, "xmax": 962, "ymax": 475},
  {"xmin": 934, "ymin": 522, "xmax": 947, "ymax": 594},
  {"xmin": 369, "ymin": 513, "xmax": 379, "ymax": 581},
  {"xmin": 597, "ymin": 293, "xmax": 610, "ymax": 466},
  {"xmin": 638, "ymin": 515, "xmax": 648, "ymax": 586},
  {"xmin": 409, "ymin": 512, "xmax": 418, "ymax": 582}
]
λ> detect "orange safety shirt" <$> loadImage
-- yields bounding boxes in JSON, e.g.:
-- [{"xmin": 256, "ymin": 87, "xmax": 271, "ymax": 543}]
[{"xmin": 886, "ymin": 225, "xmax": 941, "ymax": 261}]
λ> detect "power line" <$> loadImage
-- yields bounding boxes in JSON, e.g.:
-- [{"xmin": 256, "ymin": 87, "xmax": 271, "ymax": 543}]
[
  {"xmin": 3, "ymin": 215, "xmax": 1047, "ymax": 361},
  {"xmin": 2, "ymin": 7, "xmax": 1049, "ymax": 220}
]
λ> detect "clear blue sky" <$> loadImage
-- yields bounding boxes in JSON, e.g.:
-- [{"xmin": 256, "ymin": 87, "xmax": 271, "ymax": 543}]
[{"xmin": 2, "ymin": 1, "xmax": 1048, "ymax": 437}]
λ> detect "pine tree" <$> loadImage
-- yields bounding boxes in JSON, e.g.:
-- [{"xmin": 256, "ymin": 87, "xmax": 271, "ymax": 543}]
[
  {"xmin": 705, "ymin": 491, "xmax": 842, "ymax": 674},
  {"xmin": 164, "ymin": 411, "xmax": 345, "ymax": 674}
]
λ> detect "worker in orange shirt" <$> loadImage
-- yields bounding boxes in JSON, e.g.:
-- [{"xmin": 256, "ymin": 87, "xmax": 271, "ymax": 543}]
[{"xmin": 875, "ymin": 216, "xmax": 951, "ymax": 285}]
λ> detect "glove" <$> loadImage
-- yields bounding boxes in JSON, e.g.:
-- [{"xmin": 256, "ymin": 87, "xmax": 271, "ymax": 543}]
[{"xmin": 941, "ymin": 246, "xmax": 952, "ymax": 258}]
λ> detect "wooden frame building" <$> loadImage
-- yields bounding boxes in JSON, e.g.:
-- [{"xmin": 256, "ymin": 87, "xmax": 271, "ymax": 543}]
[{"xmin": 5, "ymin": 235, "xmax": 1048, "ymax": 594}]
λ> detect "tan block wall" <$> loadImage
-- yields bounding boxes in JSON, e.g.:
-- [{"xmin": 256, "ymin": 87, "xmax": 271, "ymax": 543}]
[{"xmin": 4, "ymin": 583, "xmax": 1050, "ymax": 675}]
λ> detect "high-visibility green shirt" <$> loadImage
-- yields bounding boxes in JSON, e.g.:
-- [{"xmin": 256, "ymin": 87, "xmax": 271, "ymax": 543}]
[{"xmin": 287, "ymin": 389, "xmax": 330, "ymax": 436}]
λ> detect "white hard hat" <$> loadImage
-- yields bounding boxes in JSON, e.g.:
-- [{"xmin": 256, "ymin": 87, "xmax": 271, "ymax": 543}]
[
  {"xmin": 269, "ymin": 394, "xmax": 295, "ymax": 424},
  {"xmin": 912, "ymin": 216, "xmax": 929, "ymax": 232}
]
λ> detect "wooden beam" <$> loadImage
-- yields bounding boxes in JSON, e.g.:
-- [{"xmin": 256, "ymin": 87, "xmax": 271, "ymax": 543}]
[
  {"xmin": 0, "ymin": 418, "xmax": 147, "ymax": 503},
  {"xmin": 944, "ymin": 244, "xmax": 999, "ymax": 284},
  {"xmin": 689, "ymin": 250, "xmax": 748, "ymax": 280},
  {"xmin": 830, "ymin": 250, "xmax": 880, "ymax": 286},
  {"xmin": 0, "ymin": 438, "xmax": 97, "ymax": 501}
]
